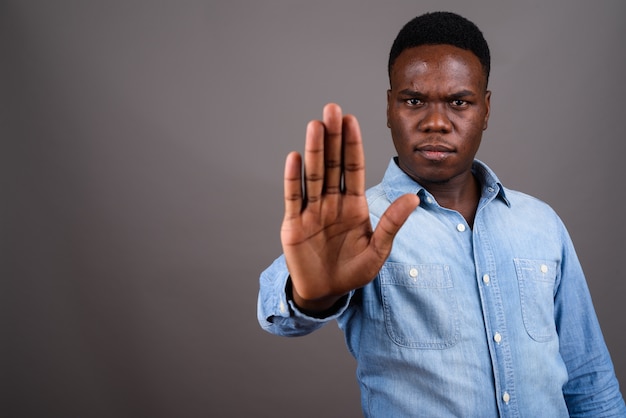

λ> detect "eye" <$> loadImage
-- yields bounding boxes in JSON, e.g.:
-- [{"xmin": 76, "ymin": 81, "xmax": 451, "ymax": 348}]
[
  {"xmin": 405, "ymin": 98, "xmax": 423, "ymax": 106},
  {"xmin": 450, "ymin": 99, "xmax": 469, "ymax": 108}
]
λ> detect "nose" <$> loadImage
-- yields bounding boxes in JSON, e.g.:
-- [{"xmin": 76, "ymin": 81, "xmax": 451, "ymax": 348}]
[{"xmin": 418, "ymin": 104, "xmax": 452, "ymax": 133}]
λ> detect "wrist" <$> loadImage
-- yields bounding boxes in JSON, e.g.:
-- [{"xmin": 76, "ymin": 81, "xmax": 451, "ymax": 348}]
[{"xmin": 287, "ymin": 278, "xmax": 347, "ymax": 318}]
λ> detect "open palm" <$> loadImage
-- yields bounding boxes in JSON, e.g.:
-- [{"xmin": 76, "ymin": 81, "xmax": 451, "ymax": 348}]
[{"xmin": 281, "ymin": 103, "xmax": 419, "ymax": 312}]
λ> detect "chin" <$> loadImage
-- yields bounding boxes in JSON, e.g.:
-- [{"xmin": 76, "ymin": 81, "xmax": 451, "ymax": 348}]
[
  {"xmin": 405, "ymin": 168, "xmax": 452, "ymax": 186},
  {"xmin": 399, "ymin": 162, "xmax": 452, "ymax": 185}
]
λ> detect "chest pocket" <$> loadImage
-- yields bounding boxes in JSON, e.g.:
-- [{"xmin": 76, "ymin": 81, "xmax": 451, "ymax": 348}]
[
  {"xmin": 514, "ymin": 258, "xmax": 558, "ymax": 342},
  {"xmin": 379, "ymin": 263, "xmax": 459, "ymax": 349}
]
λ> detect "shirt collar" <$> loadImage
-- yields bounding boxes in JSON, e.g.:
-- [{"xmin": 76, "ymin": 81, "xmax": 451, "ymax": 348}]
[{"xmin": 381, "ymin": 157, "xmax": 510, "ymax": 207}]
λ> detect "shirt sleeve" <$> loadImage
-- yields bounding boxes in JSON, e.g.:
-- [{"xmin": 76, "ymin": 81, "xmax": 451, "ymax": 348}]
[
  {"xmin": 554, "ymin": 218, "xmax": 626, "ymax": 417},
  {"xmin": 257, "ymin": 255, "xmax": 353, "ymax": 337}
]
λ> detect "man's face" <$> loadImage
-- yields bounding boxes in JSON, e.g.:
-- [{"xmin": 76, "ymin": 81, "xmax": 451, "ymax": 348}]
[{"xmin": 387, "ymin": 44, "xmax": 491, "ymax": 186}]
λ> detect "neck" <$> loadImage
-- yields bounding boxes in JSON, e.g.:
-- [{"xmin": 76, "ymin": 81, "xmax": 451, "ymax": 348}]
[{"xmin": 422, "ymin": 172, "xmax": 481, "ymax": 227}]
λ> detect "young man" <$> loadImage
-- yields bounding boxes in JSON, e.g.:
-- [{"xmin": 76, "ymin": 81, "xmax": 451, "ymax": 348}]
[{"xmin": 257, "ymin": 11, "xmax": 625, "ymax": 417}]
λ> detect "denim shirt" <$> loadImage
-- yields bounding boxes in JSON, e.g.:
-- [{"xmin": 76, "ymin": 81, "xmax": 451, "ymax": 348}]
[{"xmin": 258, "ymin": 159, "xmax": 626, "ymax": 417}]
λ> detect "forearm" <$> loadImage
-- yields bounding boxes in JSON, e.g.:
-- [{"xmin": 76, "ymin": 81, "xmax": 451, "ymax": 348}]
[
  {"xmin": 558, "ymin": 289, "xmax": 625, "ymax": 416},
  {"xmin": 556, "ymin": 225, "xmax": 626, "ymax": 415},
  {"xmin": 257, "ymin": 255, "xmax": 352, "ymax": 337}
]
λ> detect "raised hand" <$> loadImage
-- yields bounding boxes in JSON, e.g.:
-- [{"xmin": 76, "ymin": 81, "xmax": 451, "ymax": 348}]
[{"xmin": 281, "ymin": 103, "xmax": 420, "ymax": 313}]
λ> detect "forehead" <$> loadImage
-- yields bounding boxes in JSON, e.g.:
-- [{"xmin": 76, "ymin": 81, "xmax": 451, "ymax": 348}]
[{"xmin": 390, "ymin": 44, "xmax": 486, "ymax": 90}]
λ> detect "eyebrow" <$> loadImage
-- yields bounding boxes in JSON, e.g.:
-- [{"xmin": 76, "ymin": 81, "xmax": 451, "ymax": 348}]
[
  {"xmin": 449, "ymin": 90, "xmax": 476, "ymax": 99},
  {"xmin": 398, "ymin": 89, "xmax": 425, "ymax": 97},
  {"xmin": 398, "ymin": 89, "xmax": 477, "ymax": 98}
]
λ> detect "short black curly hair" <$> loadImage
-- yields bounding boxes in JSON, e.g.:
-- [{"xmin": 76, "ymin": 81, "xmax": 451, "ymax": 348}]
[{"xmin": 388, "ymin": 11, "xmax": 490, "ymax": 85}]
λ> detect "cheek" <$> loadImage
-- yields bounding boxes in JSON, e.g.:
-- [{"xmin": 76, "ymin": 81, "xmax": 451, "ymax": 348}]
[
  {"xmin": 391, "ymin": 125, "xmax": 413, "ymax": 148},
  {"xmin": 460, "ymin": 114, "xmax": 486, "ymax": 134},
  {"xmin": 457, "ymin": 119, "xmax": 484, "ymax": 147}
]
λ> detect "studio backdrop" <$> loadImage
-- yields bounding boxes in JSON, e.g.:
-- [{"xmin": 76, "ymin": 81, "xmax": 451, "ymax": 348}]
[{"xmin": 2, "ymin": 1, "xmax": 625, "ymax": 417}]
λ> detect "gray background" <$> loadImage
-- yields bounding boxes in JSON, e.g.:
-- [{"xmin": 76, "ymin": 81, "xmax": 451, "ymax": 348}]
[{"xmin": 2, "ymin": 1, "xmax": 625, "ymax": 417}]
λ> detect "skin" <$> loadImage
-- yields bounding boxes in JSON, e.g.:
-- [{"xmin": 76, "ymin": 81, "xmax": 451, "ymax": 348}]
[
  {"xmin": 387, "ymin": 44, "xmax": 491, "ymax": 224},
  {"xmin": 282, "ymin": 44, "xmax": 490, "ymax": 312}
]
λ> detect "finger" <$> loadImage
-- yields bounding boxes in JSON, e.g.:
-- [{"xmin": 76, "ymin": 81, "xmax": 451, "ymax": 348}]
[
  {"xmin": 283, "ymin": 151, "xmax": 304, "ymax": 220},
  {"xmin": 303, "ymin": 120, "xmax": 325, "ymax": 206},
  {"xmin": 370, "ymin": 193, "xmax": 420, "ymax": 258},
  {"xmin": 342, "ymin": 114, "xmax": 365, "ymax": 197},
  {"xmin": 322, "ymin": 103, "xmax": 343, "ymax": 195}
]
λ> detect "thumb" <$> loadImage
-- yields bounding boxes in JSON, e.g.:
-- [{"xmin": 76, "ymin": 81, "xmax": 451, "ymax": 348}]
[{"xmin": 370, "ymin": 193, "xmax": 420, "ymax": 257}]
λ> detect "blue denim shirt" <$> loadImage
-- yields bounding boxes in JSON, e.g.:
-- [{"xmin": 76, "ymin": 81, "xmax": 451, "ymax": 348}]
[{"xmin": 258, "ymin": 159, "xmax": 626, "ymax": 417}]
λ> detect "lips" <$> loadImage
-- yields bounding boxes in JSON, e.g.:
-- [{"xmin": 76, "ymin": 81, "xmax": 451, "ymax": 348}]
[{"xmin": 415, "ymin": 144, "xmax": 454, "ymax": 162}]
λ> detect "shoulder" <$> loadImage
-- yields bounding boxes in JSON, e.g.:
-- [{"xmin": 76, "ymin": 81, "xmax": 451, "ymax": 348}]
[
  {"xmin": 504, "ymin": 187, "xmax": 556, "ymax": 213},
  {"xmin": 499, "ymin": 187, "xmax": 566, "ymax": 233},
  {"xmin": 366, "ymin": 183, "xmax": 391, "ymax": 217}
]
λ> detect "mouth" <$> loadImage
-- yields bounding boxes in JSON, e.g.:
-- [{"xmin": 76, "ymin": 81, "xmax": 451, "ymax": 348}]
[{"xmin": 415, "ymin": 144, "xmax": 454, "ymax": 162}]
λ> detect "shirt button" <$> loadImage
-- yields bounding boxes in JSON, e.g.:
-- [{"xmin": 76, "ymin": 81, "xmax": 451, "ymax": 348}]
[
  {"xmin": 540, "ymin": 264, "xmax": 548, "ymax": 273},
  {"xmin": 482, "ymin": 274, "xmax": 490, "ymax": 284},
  {"xmin": 494, "ymin": 332, "xmax": 502, "ymax": 343},
  {"xmin": 487, "ymin": 187, "xmax": 495, "ymax": 193},
  {"xmin": 279, "ymin": 301, "xmax": 287, "ymax": 313},
  {"xmin": 502, "ymin": 392, "xmax": 510, "ymax": 404},
  {"xmin": 426, "ymin": 197, "xmax": 433, "ymax": 204},
  {"xmin": 456, "ymin": 223, "xmax": 466, "ymax": 232},
  {"xmin": 409, "ymin": 268, "xmax": 418, "ymax": 278}
]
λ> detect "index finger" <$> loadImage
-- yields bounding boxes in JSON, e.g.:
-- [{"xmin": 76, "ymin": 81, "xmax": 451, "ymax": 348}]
[
  {"xmin": 283, "ymin": 151, "xmax": 304, "ymax": 220},
  {"xmin": 341, "ymin": 114, "xmax": 365, "ymax": 197}
]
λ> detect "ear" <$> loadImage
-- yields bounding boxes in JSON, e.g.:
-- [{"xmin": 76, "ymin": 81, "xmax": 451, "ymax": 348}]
[
  {"xmin": 483, "ymin": 90, "xmax": 491, "ymax": 130},
  {"xmin": 386, "ymin": 89, "xmax": 392, "ymax": 128}
]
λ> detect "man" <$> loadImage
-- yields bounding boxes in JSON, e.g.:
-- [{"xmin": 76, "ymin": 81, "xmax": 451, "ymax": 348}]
[{"xmin": 257, "ymin": 11, "xmax": 626, "ymax": 417}]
